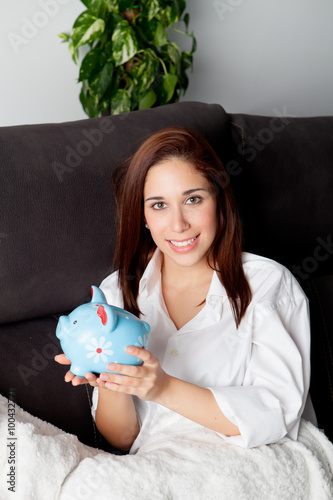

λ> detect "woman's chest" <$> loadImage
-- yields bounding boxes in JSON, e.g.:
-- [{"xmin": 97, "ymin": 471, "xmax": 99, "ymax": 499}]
[
  {"xmin": 140, "ymin": 297, "xmax": 252, "ymax": 388},
  {"xmin": 162, "ymin": 284, "xmax": 209, "ymax": 331}
]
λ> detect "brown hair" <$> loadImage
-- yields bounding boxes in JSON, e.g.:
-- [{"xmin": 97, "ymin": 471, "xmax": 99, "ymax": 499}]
[{"xmin": 112, "ymin": 126, "xmax": 252, "ymax": 327}]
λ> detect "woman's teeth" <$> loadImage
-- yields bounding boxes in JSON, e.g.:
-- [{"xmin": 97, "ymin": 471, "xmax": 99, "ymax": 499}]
[{"xmin": 170, "ymin": 236, "xmax": 197, "ymax": 247}]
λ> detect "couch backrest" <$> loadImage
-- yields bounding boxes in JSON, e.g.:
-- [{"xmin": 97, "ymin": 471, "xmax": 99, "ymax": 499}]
[
  {"xmin": 226, "ymin": 112, "xmax": 333, "ymax": 275},
  {"xmin": 0, "ymin": 102, "xmax": 229, "ymax": 324}
]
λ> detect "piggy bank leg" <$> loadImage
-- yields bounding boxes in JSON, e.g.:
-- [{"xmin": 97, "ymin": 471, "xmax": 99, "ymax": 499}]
[{"xmin": 71, "ymin": 364, "xmax": 85, "ymax": 377}]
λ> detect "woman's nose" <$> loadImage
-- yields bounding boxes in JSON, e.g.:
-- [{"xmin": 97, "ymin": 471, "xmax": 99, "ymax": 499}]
[{"xmin": 171, "ymin": 207, "xmax": 190, "ymax": 232}]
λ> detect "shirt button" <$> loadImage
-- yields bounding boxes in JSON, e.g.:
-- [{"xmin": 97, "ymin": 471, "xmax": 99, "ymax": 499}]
[{"xmin": 170, "ymin": 349, "xmax": 179, "ymax": 357}]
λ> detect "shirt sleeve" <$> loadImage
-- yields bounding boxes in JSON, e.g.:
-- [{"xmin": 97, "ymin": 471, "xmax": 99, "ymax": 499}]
[{"xmin": 208, "ymin": 294, "xmax": 310, "ymax": 448}]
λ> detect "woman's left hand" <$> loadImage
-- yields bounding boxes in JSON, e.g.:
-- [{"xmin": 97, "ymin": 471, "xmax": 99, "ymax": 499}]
[{"xmin": 98, "ymin": 346, "xmax": 169, "ymax": 403}]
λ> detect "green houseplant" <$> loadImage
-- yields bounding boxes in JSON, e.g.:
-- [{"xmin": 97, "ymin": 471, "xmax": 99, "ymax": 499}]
[{"xmin": 60, "ymin": 0, "xmax": 196, "ymax": 117}]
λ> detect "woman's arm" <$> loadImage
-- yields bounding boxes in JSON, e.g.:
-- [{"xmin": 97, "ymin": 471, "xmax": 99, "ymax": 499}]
[
  {"xmin": 55, "ymin": 354, "xmax": 140, "ymax": 451},
  {"xmin": 94, "ymin": 387, "xmax": 139, "ymax": 451},
  {"xmin": 98, "ymin": 346, "xmax": 240, "ymax": 437}
]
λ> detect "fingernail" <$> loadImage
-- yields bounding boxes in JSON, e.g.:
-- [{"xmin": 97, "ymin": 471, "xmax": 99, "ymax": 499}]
[
  {"xmin": 100, "ymin": 373, "xmax": 109, "ymax": 381},
  {"xmin": 126, "ymin": 346, "xmax": 134, "ymax": 353},
  {"xmin": 107, "ymin": 363, "xmax": 115, "ymax": 371}
]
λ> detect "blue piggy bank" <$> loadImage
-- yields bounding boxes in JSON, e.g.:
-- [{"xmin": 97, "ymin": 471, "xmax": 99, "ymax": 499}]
[{"xmin": 56, "ymin": 286, "xmax": 150, "ymax": 377}]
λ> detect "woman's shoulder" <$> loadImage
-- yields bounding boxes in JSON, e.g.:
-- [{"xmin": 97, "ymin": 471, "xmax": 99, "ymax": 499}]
[
  {"xmin": 99, "ymin": 270, "xmax": 124, "ymax": 308},
  {"xmin": 242, "ymin": 252, "xmax": 307, "ymax": 303}
]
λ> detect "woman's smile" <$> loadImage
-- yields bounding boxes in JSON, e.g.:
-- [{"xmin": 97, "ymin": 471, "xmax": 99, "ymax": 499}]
[{"xmin": 167, "ymin": 234, "xmax": 200, "ymax": 251}]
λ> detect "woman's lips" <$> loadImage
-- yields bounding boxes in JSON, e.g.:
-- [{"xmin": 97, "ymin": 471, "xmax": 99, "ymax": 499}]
[{"xmin": 167, "ymin": 234, "xmax": 200, "ymax": 252}]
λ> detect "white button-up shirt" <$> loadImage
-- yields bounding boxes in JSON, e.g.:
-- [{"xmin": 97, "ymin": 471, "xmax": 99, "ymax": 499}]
[{"xmin": 93, "ymin": 250, "xmax": 310, "ymax": 453}]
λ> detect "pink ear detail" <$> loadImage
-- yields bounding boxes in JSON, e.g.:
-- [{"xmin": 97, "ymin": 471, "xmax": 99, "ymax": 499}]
[{"xmin": 97, "ymin": 305, "xmax": 107, "ymax": 325}]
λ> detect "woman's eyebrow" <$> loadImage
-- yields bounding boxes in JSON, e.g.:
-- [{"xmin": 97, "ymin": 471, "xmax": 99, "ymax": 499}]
[
  {"xmin": 183, "ymin": 188, "xmax": 208, "ymax": 196},
  {"xmin": 145, "ymin": 188, "xmax": 208, "ymax": 203}
]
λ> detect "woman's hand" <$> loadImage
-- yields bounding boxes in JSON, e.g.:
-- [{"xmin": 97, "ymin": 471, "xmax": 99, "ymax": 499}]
[
  {"xmin": 54, "ymin": 353, "xmax": 103, "ymax": 388},
  {"xmin": 98, "ymin": 346, "xmax": 170, "ymax": 403}
]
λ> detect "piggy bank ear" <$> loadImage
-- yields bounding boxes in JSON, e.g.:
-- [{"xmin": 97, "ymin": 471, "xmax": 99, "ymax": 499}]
[
  {"xmin": 91, "ymin": 286, "xmax": 107, "ymax": 304},
  {"xmin": 97, "ymin": 304, "xmax": 117, "ymax": 330}
]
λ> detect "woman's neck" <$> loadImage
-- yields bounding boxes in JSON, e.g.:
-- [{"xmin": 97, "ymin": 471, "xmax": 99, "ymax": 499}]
[{"xmin": 161, "ymin": 254, "xmax": 214, "ymax": 292}]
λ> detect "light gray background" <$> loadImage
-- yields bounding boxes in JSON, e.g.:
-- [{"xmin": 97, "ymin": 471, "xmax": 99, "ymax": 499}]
[{"xmin": 1, "ymin": 0, "xmax": 333, "ymax": 126}]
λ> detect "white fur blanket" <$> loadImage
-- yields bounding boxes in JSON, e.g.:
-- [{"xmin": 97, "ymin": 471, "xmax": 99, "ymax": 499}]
[{"xmin": 0, "ymin": 394, "xmax": 333, "ymax": 500}]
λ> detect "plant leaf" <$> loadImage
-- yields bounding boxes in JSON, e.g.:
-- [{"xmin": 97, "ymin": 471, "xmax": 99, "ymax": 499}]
[
  {"xmin": 139, "ymin": 89, "xmax": 157, "ymax": 110},
  {"xmin": 80, "ymin": 0, "xmax": 92, "ymax": 7},
  {"xmin": 183, "ymin": 12, "xmax": 189, "ymax": 30},
  {"xmin": 68, "ymin": 40, "xmax": 80, "ymax": 65},
  {"xmin": 89, "ymin": 0, "xmax": 111, "ymax": 14},
  {"xmin": 59, "ymin": 32, "xmax": 70, "ymax": 42},
  {"xmin": 154, "ymin": 24, "xmax": 167, "ymax": 47},
  {"xmin": 145, "ymin": 0, "xmax": 161, "ymax": 22},
  {"xmin": 131, "ymin": 49, "xmax": 159, "ymax": 92},
  {"xmin": 89, "ymin": 61, "xmax": 114, "ymax": 98},
  {"xmin": 112, "ymin": 19, "xmax": 139, "ymax": 66},
  {"xmin": 79, "ymin": 46, "xmax": 107, "ymax": 81},
  {"xmin": 119, "ymin": 0, "xmax": 136, "ymax": 10},
  {"xmin": 160, "ymin": 73, "xmax": 178, "ymax": 103},
  {"xmin": 111, "ymin": 88, "xmax": 131, "ymax": 114},
  {"xmin": 137, "ymin": 17, "xmax": 158, "ymax": 42},
  {"xmin": 72, "ymin": 12, "xmax": 105, "ymax": 49},
  {"xmin": 79, "ymin": 80, "xmax": 100, "ymax": 117},
  {"xmin": 165, "ymin": 42, "xmax": 181, "ymax": 72}
]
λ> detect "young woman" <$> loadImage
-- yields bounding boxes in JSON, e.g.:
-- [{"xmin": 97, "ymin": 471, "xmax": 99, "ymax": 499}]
[{"xmin": 55, "ymin": 127, "xmax": 310, "ymax": 454}]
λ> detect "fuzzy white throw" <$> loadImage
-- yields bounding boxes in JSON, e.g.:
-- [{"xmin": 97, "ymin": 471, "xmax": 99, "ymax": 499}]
[{"xmin": 0, "ymin": 394, "xmax": 333, "ymax": 500}]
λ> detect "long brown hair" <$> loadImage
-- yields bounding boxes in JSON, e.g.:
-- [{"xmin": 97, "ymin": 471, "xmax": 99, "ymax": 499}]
[{"xmin": 112, "ymin": 127, "xmax": 252, "ymax": 327}]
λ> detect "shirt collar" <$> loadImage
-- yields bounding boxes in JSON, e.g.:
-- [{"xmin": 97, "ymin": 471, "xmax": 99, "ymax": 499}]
[{"xmin": 139, "ymin": 248, "xmax": 163, "ymax": 298}]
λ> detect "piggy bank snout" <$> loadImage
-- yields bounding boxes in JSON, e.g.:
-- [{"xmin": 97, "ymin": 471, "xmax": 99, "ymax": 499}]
[{"xmin": 56, "ymin": 315, "xmax": 69, "ymax": 339}]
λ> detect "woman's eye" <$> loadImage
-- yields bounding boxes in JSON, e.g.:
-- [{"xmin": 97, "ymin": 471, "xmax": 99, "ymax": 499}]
[
  {"xmin": 186, "ymin": 196, "xmax": 201, "ymax": 205},
  {"xmin": 152, "ymin": 202, "xmax": 166, "ymax": 210}
]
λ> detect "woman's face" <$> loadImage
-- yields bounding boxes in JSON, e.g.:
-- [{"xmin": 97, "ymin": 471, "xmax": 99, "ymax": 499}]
[{"xmin": 143, "ymin": 159, "xmax": 218, "ymax": 271}]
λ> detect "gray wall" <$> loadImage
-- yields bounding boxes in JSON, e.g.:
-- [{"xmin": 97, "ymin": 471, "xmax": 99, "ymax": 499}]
[{"xmin": 1, "ymin": 0, "xmax": 333, "ymax": 126}]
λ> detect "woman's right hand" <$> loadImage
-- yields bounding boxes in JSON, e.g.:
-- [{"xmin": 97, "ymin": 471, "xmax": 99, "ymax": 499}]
[{"xmin": 54, "ymin": 353, "xmax": 102, "ymax": 387}]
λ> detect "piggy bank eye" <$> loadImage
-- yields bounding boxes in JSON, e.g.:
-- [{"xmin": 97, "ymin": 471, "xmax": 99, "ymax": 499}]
[{"xmin": 73, "ymin": 320, "xmax": 77, "ymax": 325}]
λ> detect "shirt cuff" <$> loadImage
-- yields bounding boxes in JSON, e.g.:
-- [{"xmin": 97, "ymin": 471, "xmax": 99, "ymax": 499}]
[
  {"xmin": 208, "ymin": 386, "xmax": 288, "ymax": 448},
  {"xmin": 91, "ymin": 386, "xmax": 99, "ymax": 421}
]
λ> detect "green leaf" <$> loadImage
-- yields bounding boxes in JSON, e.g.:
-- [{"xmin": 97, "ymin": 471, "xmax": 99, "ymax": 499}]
[
  {"xmin": 89, "ymin": 0, "xmax": 111, "ymax": 13},
  {"xmin": 139, "ymin": 89, "xmax": 157, "ymax": 110},
  {"xmin": 79, "ymin": 80, "xmax": 100, "ymax": 117},
  {"xmin": 89, "ymin": 61, "xmax": 114, "ymax": 98},
  {"xmin": 145, "ymin": 0, "xmax": 161, "ymax": 22},
  {"xmin": 154, "ymin": 24, "xmax": 167, "ymax": 47},
  {"xmin": 79, "ymin": 46, "xmax": 107, "ymax": 81},
  {"xmin": 79, "ymin": 0, "xmax": 113, "ymax": 14},
  {"xmin": 80, "ymin": 0, "xmax": 91, "ymax": 7},
  {"xmin": 183, "ymin": 12, "xmax": 189, "ymax": 30},
  {"xmin": 119, "ymin": 0, "xmax": 136, "ymax": 10},
  {"xmin": 165, "ymin": 42, "xmax": 181, "ymax": 72},
  {"xmin": 181, "ymin": 50, "xmax": 193, "ymax": 70},
  {"xmin": 59, "ymin": 32, "xmax": 70, "ymax": 42},
  {"xmin": 72, "ymin": 12, "xmax": 105, "ymax": 49},
  {"xmin": 137, "ymin": 17, "xmax": 158, "ymax": 42},
  {"xmin": 162, "ymin": 5, "xmax": 178, "ymax": 27},
  {"xmin": 131, "ymin": 49, "xmax": 159, "ymax": 92},
  {"xmin": 68, "ymin": 40, "xmax": 80, "ymax": 65},
  {"xmin": 161, "ymin": 73, "xmax": 178, "ymax": 103},
  {"xmin": 174, "ymin": 0, "xmax": 186, "ymax": 18},
  {"xmin": 112, "ymin": 19, "xmax": 139, "ymax": 66},
  {"xmin": 111, "ymin": 89, "xmax": 131, "ymax": 114}
]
